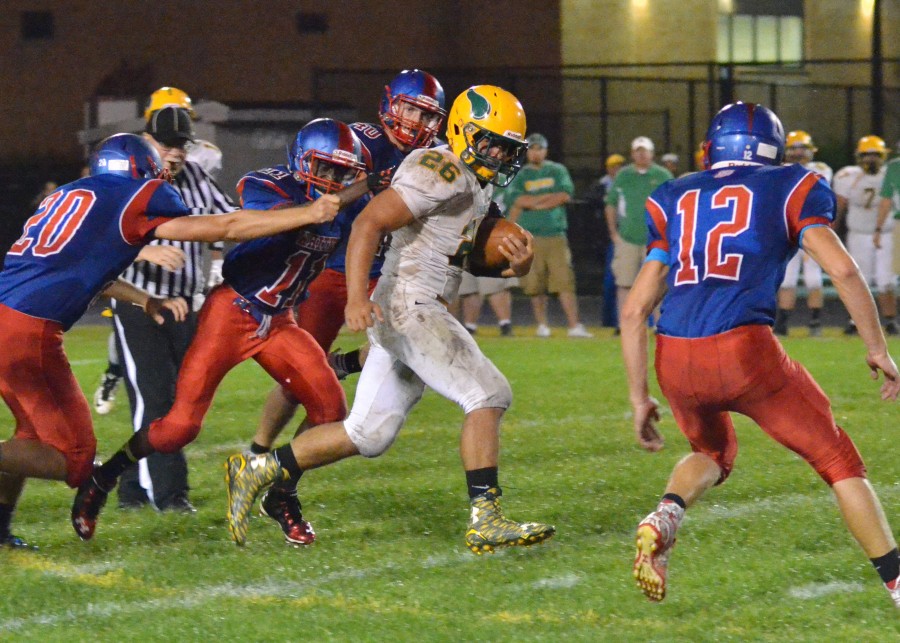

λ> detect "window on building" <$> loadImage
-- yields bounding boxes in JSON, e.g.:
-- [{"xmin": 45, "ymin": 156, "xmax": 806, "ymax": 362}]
[
  {"xmin": 296, "ymin": 11, "xmax": 328, "ymax": 34},
  {"xmin": 21, "ymin": 11, "xmax": 54, "ymax": 40},
  {"xmin": 716, "ymin": 0, "xmax": 803, "ymax": 64}
]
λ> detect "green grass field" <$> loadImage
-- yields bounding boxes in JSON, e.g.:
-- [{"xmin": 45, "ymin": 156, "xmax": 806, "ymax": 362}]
[{"xmin": 2, "ymin": 324, "xmax": 899, "ymax": 641}]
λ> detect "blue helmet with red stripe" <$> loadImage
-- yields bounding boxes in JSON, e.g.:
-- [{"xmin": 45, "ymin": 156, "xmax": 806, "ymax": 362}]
[
  {"xmin": 90, "ymin": 133, "xmax": 165, "ymax": 180},
  {"xmin": 288, "ymin": 118, "xmax": 368, "ymax": 198},
  {"xmin": 379, "ymin": 69, "xmax": 447, "ymax": 149},
  {"xmin": 704, "ymin": 102, "xmax": 785, "ymax": 169}
]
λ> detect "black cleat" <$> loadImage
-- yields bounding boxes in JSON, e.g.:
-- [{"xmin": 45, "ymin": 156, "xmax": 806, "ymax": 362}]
[{"xmin": 71, "ymin": 472, "xmax": 114, "ymax": 541}]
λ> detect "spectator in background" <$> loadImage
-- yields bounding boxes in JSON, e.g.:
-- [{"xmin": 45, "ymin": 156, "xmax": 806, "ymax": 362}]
[
  {"xmin": 457, "ymin": 185, "xmax": 519, "ymax": 337},
  {"xmin": 586, "ymin": 154, "xmax": 626, "ymax": 328},
  {"xmin": 604, "ymin": 136, "xmax": 673, "ymax": 329},
  {"xmin": 876, "ymin": 142, "xmax": 900, "ymax": 283},
  {"xmin": 660, "ymin": 153, "xmax": 679, "ymax": 176},
  {"xmin": 507, "ymin": 133, "xmax": 592, "ymax": 338}
]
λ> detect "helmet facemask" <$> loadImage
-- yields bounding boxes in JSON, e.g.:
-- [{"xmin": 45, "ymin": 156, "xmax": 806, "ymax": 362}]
[
  {"xmin": 297, "ymin": 148, "xmax": 366, "ymax": 199},
  {"xmin": 381, "ymin": 91, "xmax": 447, "ymax": 148},
  {"xmin": 459, "ymin": 122, "xmax": 527, "ymax": 187}
]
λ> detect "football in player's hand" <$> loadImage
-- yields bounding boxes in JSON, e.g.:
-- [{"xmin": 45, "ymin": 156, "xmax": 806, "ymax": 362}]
[{"xmin": 468, "ymin": 217, "xmax": 528, "ymax": 274}]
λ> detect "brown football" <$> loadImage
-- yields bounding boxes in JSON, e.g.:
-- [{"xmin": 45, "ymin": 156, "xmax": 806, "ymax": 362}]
[{"xmin": 468, "ymin": 217, "xmax": 529, "ymax": 274}]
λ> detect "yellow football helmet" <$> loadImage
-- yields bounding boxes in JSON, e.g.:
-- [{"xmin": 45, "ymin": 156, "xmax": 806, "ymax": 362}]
[
  {"xmin": 446, "ymin": 85, "xmax": 527, "ymax": 187},
  {"xmin": 144, "ymin": 86, "xmax": 195, "ymax": 120},
  {"xmin": 786, "ymin": 130, "xmax": 816, "ymax": 151},
  {"xmin": 856, "ymin": 135, "xmax": 889, "ymax": 158}
]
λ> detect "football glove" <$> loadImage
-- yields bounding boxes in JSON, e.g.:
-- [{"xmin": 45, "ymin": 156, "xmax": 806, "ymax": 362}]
[{"xmin": 366, "ymin": 166, "xmax": 396, "ymax": 193}]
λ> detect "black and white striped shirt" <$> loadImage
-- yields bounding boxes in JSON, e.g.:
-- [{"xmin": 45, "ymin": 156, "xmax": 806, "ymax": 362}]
[{"xmin": 121, "ymin": 160, "xmax": 236, "ymax": 298}]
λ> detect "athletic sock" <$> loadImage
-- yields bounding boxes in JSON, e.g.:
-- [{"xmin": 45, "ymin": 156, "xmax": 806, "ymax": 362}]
[
  {"xmin": 249, "ymin": 441, "xmax": 269, "ymax": 454},
  {"xmin": 872, "ymin": 548, "xmax": 900, "ymax": 584},
  {"xmin": 0, "ymin": 503, "xmax": 13, "ymax": 537},
  {"xmin": 272, "ymin": 444, "xmax": 303, "ymax": 480},
  {"xmin": 333, "ymin": 349, "xmax": 362, "ymax": 375},
  {"xmin": 775, "ymin": 309, "xmax": 790, "ymax": 326},
  {"xmin": 466, "ymin": 467, "xmax": 499, "ymax": 498},
  {"xmin": 97, "ymin": 430, "xmax": 152, "ymax": 489},
  {"xmin": 810, "ymin": 308, "xmax": 821, "ymax": 323},
  {"xmin": 106, "ymin": 362, "xmax": 124, "ymax": 379},
  {"xmin": 661, "ymin": 493, "xmax": 686, "ymax": 509}
]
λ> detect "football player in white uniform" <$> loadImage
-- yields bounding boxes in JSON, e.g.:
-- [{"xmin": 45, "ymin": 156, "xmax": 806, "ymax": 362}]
[
  {"xmin": 774, "ymin": 131, "xmax": 833, "ymax": 336},
  {"xmin": 224, "ymin": 86, "xmax": 556, "ymax": 553},
  {"xmin": 834, "ymin": 135, "xmax": 898, "ymax": 335}
]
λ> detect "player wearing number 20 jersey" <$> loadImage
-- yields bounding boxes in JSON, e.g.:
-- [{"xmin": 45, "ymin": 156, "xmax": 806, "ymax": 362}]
[{"xmin": 138, "ymin": 119, "xmax": 368, "ymax": 457}]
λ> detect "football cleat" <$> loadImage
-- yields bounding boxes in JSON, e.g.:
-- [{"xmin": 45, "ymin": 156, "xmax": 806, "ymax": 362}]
[
  {"xmin": 260, "ymin": 489, "xmax": 316, "ymax": 546},
  {"xmin": 885, "ymin": 575, "xmax": 900, "ymax": 608},
  {"xmin": 71, "ymin": 472, "xmax": 115, "ymax": 541},
  {"xmin": 93, "ymin": 373, "xmax": 121, "ymax": 415},
  {"xmin": 0, "ymin": 533, "xmax": 37, "ymax": 550},
  {"xmin": 633, "ymin": 502, "xmax": 683, "ymax": 602},
  {"xmin": 499, "ymin": 322, "xmax": 513, "ymax": 337},
  {"xmin": 535, "ymin": 324, "xmax": 551, "ymax": 338},
  {"xmin": 224, "ymin": 452, "xmax": 286, "ymax": 546},
  {"xmin": 465, "ymin": 487, "xmax": 555, "ymax": 555}
]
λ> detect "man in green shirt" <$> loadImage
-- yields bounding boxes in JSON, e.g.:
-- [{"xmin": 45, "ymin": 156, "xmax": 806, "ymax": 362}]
[
  {"xmin": 507, "ymin": 133, "xmax": 592, "ymax": 338},
  {"xmin": 604, "ymin": 136, "xmax": 673, "ymax": 327},
  {"xmin": 876, "ymin": 152, "xmax": 900, "ymax": 279}
]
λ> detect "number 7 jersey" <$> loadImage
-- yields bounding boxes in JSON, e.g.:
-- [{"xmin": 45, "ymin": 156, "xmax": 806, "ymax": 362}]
[{"xmin": 645, "ymin": 163, "xmax": 835, "ymax": 338}]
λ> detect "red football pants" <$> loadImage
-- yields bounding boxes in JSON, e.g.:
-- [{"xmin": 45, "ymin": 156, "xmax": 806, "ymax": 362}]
[
  {"xmin": 148, "ymin": 285, "xmax": 347, "ymax": 453},
  {"xmin": 296, "ymin": 268, "xmax": 379, "ymax": 351},
  {"xmin": 655, "ymin": 324, "xmax": 865, "ymax": 486},
  {"xmin": 0, "ymin": 304, "xmax": 95, "ymax": 487}
]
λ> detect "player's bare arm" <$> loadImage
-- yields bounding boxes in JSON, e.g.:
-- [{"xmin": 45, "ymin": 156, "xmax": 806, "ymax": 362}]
[
  {"xmin": 136, "ymin": 244, "xmax": 186, "ymax": 272},
  {"xmin": 803, "ymin": 225, "xmax": 900, "ymax": 400},
  {"xmin": 497, "ymin": 229, "xmax": 534, "ymax": 278},
  {"xmin": 874, "ymin": 197, "xmax": 892, "ymax": 250},
  {"xmin": 619, "ymin": 259, "xmax": 668, "ymax": 451},
  {"xmin": 605, "ymin": 204, "xmax": 621, "ymax": 244},
  {"xmin": 344, "ymin": 188, "xmax": 415, "ymax": 331},
  {"xmin": 101, "ymin": 279, "xmax": 189, "ymax": 324},
  {"xmin": 528, "ymin": 192, "xmax": 571, "ymax": 210},
  {"xmin": 154, "ymin": 194, "xmax": 340, "ymax": 243}
]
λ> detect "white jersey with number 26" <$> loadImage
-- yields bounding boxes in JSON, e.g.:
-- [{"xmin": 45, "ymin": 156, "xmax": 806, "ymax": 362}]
[{"xmin": 385, "ymin": 145, "xmax": 493, "ymax": 302}]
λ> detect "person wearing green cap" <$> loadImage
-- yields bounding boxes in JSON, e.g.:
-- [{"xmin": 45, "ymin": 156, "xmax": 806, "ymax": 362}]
[{"xmin": 506, "ymin": 133, "xmax": 592, "ymax": 338}]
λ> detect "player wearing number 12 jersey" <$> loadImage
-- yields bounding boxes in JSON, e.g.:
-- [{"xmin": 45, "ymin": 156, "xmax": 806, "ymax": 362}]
[
  {"xmin": 621, "ymin": 102, "xmax": 900, "ymax": 608},
  {"xmin": 73, "ymin": 120, "xmax": 367, "ymax": 541}
]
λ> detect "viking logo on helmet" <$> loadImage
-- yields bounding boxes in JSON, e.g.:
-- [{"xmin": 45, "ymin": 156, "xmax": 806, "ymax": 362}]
[{"xmin": 467, "ymin": 89, "xmax": 491, "ymax": 120}]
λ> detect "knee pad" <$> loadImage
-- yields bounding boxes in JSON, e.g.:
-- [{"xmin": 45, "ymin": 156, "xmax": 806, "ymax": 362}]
[
  {"xmin": 344, "ymin": 412, "xmax": 405, "ymax": 458},
  {"xmin": 462, "ymin": 373, "xmax": 512, "ymax": 414}
]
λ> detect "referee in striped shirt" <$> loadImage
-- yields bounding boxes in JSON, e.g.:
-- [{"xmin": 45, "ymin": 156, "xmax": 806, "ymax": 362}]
[{"xmin": 111, "ymin": 106, "xmax": 235, "ymax": 512}]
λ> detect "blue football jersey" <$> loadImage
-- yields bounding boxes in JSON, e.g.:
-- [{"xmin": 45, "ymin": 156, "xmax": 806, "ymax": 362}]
[
  {"xmin": 225, "ymin": 165, "xmax": 348, "ymax": 314},
  {"xmin": 645, "ymin": 163, "xmax": 835, "ymax": 338},
  {"xmin": 0, "ymin": 174, "xmax": 189, "ymax": 329},
  {"xmin": 321, "ymin": 122, "xmax": 433, "ymax": 275}
]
